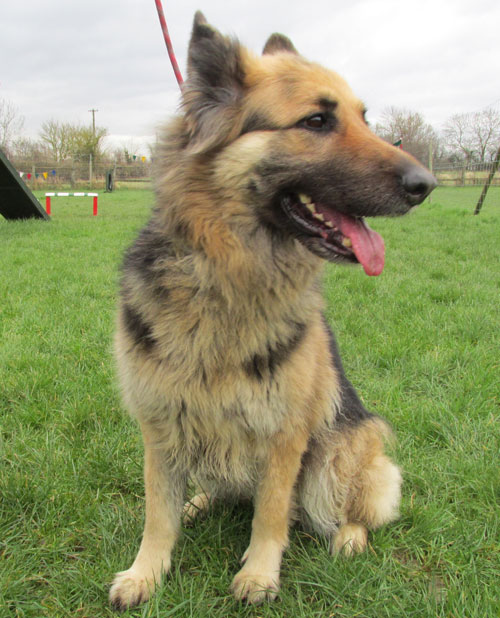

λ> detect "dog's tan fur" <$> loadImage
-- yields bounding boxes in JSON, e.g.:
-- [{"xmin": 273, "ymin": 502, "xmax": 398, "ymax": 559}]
[{"xmin": 109, "ymin": 13, "xmax": 436, "ymax": 609}]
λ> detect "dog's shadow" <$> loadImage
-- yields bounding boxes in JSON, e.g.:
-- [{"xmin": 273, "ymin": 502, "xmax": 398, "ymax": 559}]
[{"xmin": 179, "ymin": 499, "xmax": 331, "ymax": 570}]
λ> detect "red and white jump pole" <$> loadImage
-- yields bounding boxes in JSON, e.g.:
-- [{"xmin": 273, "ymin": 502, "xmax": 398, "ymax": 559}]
[{"xmin": 44, "ymin": 193, "xmax": 99, "ymax": 216}]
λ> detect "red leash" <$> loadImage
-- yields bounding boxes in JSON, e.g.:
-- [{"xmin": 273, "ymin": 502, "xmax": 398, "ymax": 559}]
[{"xmin": 154, "ymin": 0, "xmax": 184, "ymax": 88}]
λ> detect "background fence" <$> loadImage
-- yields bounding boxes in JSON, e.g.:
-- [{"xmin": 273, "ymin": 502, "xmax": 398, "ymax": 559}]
[
  {"xmin": 434, "ymin": 160, "xmax": 500, "ymax": 187},
  {"xmin": 13, "ymin": 157, "xmax": 500, "ymax": 191},
  {"xmin": 16, "ymin": 160, "xmax": 153, "ymax": 190}
]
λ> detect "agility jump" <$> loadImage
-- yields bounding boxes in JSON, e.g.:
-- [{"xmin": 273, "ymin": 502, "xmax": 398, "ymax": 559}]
[{"xmin": 44, "ymin": 192, "xmax": 99, "ymax": 216}]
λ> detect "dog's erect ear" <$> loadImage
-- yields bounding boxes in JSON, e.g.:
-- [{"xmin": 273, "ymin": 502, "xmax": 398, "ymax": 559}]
[
  {"xmin": 183, "ymin": 12, "xmax": 246, "ymax": 154},
  {"xmin": 262, "ymin": 33, "xmax": 298, "ymax": 55}
]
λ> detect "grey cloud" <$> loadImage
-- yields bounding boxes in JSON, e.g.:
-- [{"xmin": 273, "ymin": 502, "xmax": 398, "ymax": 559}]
[{"xmin": 2, "ymin": 0, "xmax": 499, "ymax": 144}]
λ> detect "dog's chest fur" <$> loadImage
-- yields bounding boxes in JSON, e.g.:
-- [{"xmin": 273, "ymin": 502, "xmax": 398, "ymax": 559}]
[{"xmin": 116, "ymin": 227, "xmax": 335, "ymax": 485}]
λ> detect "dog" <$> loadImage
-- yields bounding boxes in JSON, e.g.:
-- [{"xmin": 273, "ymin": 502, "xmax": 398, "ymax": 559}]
[{"xmin": 109, "ymin": 12, "xmax": 436, "ymax": 609}]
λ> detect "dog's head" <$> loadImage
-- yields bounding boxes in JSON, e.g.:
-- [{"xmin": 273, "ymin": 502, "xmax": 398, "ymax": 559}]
[{"xmin": 180, "ymin": 12, "xmax": 436, "ymax": 276}]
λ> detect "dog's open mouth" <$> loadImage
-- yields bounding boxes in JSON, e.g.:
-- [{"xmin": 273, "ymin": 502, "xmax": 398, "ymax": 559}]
[{"xmin": 281, "ymin": 193, "xmax": 385, "ymax": 276}]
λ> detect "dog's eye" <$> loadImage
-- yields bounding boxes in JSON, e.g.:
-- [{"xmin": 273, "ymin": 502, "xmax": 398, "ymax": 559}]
[
  {"xmin": 299, "ymin": 113, "xmax": 333, "ymax": 132},
  {"xmin": 305, "ymin": 114, "xmax": 326, "ymax": 129}
]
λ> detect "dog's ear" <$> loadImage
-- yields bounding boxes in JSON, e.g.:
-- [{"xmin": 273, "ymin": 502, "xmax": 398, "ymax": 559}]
[
  {"xmin": 183, "ymin": 12, "xmax": 245, "ymax": 154},
  {"xmin": 262, "ymin": 33, "xmax": 298, "ymax": 55}
]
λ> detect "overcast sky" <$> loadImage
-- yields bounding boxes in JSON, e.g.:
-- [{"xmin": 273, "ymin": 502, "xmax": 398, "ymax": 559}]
[{"xmin": 2, "ymin": 0, "xmax": 499, "ymax": 154}]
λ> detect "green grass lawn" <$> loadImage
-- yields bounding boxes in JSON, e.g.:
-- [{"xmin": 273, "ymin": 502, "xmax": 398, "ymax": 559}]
[{"xmin": 1, "ymin": 187, "xmax": 499, "ymax": 617}]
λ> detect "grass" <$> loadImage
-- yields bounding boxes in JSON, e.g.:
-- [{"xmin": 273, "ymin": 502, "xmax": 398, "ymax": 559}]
[{"xmin": 1, "ymin": 187, "xmax": 499, "ymax": 617}]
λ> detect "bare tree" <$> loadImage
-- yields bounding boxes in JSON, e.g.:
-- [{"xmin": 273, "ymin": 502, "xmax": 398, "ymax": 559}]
[
  {"xmin": 471, "ymin": 109, "xmax": 500, "ymax": 162},
  {"xmin": 40, "ymin": 120, "xmax": 107, "ymax": 163},
  {"xmin": 10, "ymin": 137, "xmax": 50, "ymax": 163},
  {"xmin": 442, "ymin": 113, "xmax": 473, "ymax": 162},
  {"xmin": 374, "ymin": 107, "xmax": 439, "ymax": 165},
  {"xmin": 0, "ymin": 98, "xmax": 25, "ymax": 155},
  {"xmin": 442, "ymin": 109, "xmax": 500, "ymax": 163},
  {"xmin": 40, "ymin": 120, "xmax": 75, "ymax": 162}
]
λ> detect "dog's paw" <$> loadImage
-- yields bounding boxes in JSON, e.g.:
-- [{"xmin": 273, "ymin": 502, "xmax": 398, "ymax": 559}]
[
  {"xmin": 331, "ymin": 523, "xmax": 368, "ymax": 557},
  {"xmin": 182, "ymin": 492, "xmax": 211, "ymax": 526},
  {"xmin": 109, "ymin": 569, "xmax": 155, "ymax": 611},
  {"xmin": 231, "ymin": 567, "xmax": 279, "ymax": 604}
]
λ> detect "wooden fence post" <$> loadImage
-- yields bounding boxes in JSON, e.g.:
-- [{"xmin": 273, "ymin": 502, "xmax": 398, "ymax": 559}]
[{"xmin": 474, "ymin": 145, "xmax": 500, "ymax": 215}]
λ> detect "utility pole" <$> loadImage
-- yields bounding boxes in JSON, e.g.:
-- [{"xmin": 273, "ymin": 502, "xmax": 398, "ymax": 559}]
[
  {"xmin": 88, "ymin": 109, "xmax": 98, "ymax": 188},
  {"xmin": 88, "ymin": 108, "xmax": 98, "ymax": 136}
]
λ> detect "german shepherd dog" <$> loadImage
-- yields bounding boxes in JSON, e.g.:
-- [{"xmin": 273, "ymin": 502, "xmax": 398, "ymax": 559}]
[{"xmin": 109, "ymin": 12, "xmax": 436, "ymax": 609}]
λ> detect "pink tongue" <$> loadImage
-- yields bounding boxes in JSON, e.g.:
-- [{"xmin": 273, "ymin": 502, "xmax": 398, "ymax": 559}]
[{"xmin": 338, "ymin": 213, "xmax": 385, "ymax": 276}]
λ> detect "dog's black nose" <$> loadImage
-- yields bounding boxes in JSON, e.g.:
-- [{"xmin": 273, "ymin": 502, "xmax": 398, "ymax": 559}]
[{"xmin": 401, "ymin": 165, "xmax": 437, "ymax": 205}]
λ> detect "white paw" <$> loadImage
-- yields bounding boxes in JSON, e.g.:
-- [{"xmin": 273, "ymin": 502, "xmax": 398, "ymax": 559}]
[
  {"xmin": 182, "ymin": 492, "xmax": 210, "ymax": 526},
  {"xmin": 109, "ymin": 568, "xmax": 155, "ymax": 611},
  {"xmin": 231, "ymin": 567, "xmax": 279, "ymax": 604},
  {"xmin": 332, "ymin": 523, "xmax": 368, "ymax": 557}
]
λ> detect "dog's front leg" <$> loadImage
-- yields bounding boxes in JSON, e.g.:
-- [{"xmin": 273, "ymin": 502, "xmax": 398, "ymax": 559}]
[
  {"xmin": 109, "ymin": 421, "xmax": 186, "ymax": 611},
  {"xmin": 231, "ymin": 430, "xmax": 307, "ymax": 604}
]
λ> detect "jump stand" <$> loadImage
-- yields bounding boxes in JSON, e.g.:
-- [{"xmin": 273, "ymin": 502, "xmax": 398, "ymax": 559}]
[{"xmin": 45, "ymin": 193, "xmax": 99, "ymax": 216}]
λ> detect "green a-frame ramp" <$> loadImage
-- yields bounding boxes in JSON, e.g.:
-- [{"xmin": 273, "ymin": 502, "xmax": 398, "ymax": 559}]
[{"xmin": 0, "ymin": 147, "xmax": 49, "ymax": 220}]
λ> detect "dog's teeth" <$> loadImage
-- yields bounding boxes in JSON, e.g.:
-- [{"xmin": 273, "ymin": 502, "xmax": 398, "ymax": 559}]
[
  {"xmin": 299, "ymin": 193, "xmax": 312, "ymax": 205},
  {"xmin": 324, "ymin": 220, "xmax": 334, "ymax": 228},
  {"xmin": 306, "ymin": 203, "xmax": 316, "ymax": 214},
  {"xmin": 342, "ymin": 237, "xmax": 352, "ymax": 248},
  {"xmin": 313, "ymin": 212, "xmax": 325, "ymax": 222}
]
